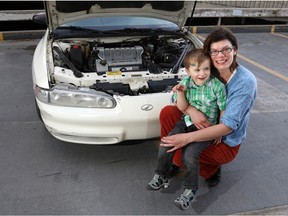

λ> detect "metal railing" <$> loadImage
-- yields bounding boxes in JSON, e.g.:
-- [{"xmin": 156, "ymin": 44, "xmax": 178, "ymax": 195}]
[
  {"xmin": 195, "ymin": 1, "xmax": 288, "ymax": 17},
  {"xmin": 202, "ymin": 1, "xmax": 288, "ymax": 8}
]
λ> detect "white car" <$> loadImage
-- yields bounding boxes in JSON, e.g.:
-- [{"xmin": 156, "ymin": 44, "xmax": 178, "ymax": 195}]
[{"xmin": 32, "ymin": 1, "xmax": 203, "ymax": 144}]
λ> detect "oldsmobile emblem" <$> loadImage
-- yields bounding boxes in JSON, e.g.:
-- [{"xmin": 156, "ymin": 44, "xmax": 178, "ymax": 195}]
[{"xmin": 141, "ymin": 104, "xmax": 153, "ymax": 111}]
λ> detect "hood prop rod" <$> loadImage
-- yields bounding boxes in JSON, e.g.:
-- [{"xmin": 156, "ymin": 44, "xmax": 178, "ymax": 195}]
[
  {"xmin": 171, "ymin": 41, "xmax": 191, "ymax": 74},
  {"xmin": 171, "ymin": 1, "xmax": 197, "ymax": 74},
  {"xmin": 52, "ymin": 46, "xmax": 84, "ymax": 78},
  {"xmin": 188, "ymin": 1, "xmax": 197, "ymax": 30}
]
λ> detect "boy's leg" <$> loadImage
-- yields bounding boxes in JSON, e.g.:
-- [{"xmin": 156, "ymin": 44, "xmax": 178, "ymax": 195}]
[
  {"xmin": 182, "ymin": 141, "xmax": 211, "ymax": 189},
  {"xmin": 148, "ymin": 143, "xmax": 173, "ymax": 190},
  {"xmin": 174, "ymin": 140, "xmax": 211, "ymax": 211},
  {"xmin": 172, "ymin": 124, "xmax": 198, "ymax": 168},
  {"xmin": 148, "ymin": 119, "xmax": 187, "ymax": 190},
  {"xmin": 159, "ymin": 105, "xmax": 182, "ymax": 138},
  {"xmin": 156, "ymin": 120, "xmax": 187, "ymax": 175},
  {"xmin": 159, "ymin": 105, "xmax": 183, "ymax": 168},
  {"xmin": 199, "ymin": 142, "xmax": 240, "ymax": 180}
]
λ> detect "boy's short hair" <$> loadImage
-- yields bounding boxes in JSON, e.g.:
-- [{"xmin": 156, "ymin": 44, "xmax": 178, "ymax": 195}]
[{"xmin": 183, "ymin": 49, "xmax": 210, "ymax": 70}]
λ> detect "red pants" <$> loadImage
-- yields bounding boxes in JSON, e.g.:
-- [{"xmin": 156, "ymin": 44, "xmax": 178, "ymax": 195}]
[{"xmin": 159, "ymin": 105, "xmax": 240, "ymax": 179}]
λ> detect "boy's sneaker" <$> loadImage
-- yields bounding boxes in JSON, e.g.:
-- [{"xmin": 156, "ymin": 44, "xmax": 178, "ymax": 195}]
[
  {"xmin": 174, "ymin": 188, "xmax": 197, "ymax": 210},
  {"xmin": 147, "ymin": 174, "xmax": 169, "ymax": 190}
]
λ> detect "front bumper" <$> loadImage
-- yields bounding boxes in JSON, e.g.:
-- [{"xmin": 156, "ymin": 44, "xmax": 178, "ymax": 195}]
[{"xmin": 36, "ymin": 92, "xmax": 173, "ymax": 144}]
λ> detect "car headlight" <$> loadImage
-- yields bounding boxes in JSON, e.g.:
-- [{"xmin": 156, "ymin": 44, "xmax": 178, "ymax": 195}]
[{"xmin": 34, "ymin": 85, "xmax": 116, "ymax": 108}]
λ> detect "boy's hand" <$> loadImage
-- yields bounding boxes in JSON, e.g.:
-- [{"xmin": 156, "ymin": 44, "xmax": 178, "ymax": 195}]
[
  {"xmin": 172, "ymin": 84, "xmax": 179, "ymax": 92},
  {"xmin": 175, "ymin": 84, "xmax": 186, "ymax": 92},
  {"xmin": 185, "ymin": 106, "xmax": 212, "ymax": 129}
]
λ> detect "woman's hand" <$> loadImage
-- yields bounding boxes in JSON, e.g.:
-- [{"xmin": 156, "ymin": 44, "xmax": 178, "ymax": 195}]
[
  {"xmin": 160, "ymin": 133, "xmax": 192, "ymax": 153},
  {"xmin": 212, "ymin": 137, "xmax": 222, "ymax": 145}
]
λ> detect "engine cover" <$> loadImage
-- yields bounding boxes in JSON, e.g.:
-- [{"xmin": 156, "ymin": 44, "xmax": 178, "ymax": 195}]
[{"xmin": 96, "ymin": 46, "xmax": 144, "ymax": 72}]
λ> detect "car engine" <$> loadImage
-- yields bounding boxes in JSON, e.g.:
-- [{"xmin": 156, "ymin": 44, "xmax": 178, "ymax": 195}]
[
  {"xmin": 52, "ymin": 35, "xmax": 193, "ymax": 95},
  {"xmin": 93, "ymin": 46, "xmax": 144, "ymax": 73}
]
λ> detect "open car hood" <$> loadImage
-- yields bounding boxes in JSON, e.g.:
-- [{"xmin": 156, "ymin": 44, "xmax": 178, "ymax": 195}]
[{"xmin": 44, "ymin": 1, "xmax": 196, "ymax": 31}]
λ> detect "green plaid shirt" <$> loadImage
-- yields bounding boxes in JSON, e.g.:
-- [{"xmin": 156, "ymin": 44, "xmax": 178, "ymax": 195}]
[{"xmin": 173, "ymin": 76, "xmax": 227, "ymax": 126}]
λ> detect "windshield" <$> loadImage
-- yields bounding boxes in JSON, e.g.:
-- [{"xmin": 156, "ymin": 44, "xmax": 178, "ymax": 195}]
[{"xmin": 61, "ymin": 16, "xmax": 179, "ymax": 31}]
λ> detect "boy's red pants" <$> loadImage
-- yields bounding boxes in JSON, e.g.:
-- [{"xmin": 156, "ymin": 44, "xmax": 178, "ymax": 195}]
[{"xmin": 159, "ymin": 105, "xmax": 240, "ymax": 179}]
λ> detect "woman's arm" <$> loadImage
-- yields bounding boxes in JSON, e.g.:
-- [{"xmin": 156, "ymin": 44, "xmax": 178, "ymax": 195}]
[
  {"xmin": 160, "ymin": 123, "xmax": 232, "ymax": 152},
  {"xmin": 212, "ymin": 110, "xmax": 226, "ymax": 144}
]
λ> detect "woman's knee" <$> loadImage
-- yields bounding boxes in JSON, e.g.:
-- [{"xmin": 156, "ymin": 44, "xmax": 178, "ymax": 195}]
[
  {"xmin": 159, "ymin": 105, "xmax": 180, "ymax": 122},
  {"xmin": 200, "ymin": 143, "xmax": 240, "ymax": 165}
]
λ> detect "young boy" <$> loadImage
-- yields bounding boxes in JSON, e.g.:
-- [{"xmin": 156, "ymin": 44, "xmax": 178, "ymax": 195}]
[{"xmin": 147, "ymin": 49, "xmax": 227, "ymax": 210}]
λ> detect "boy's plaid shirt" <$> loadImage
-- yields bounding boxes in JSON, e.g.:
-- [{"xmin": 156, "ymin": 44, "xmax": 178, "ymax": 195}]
[{"xmin": 173, "ymin": 76, "xmax": 227, "ymax": 126}]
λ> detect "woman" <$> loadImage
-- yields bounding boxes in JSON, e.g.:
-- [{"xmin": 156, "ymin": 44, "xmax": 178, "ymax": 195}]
[{"xmin": 158, "ymin": 27, "xmax": 257, "ymax": 210}]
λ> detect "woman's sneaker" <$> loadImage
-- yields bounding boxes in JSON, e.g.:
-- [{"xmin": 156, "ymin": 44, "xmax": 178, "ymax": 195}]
[
  {"xmin": 174, "ymin": 188, "xmax": 197, "ymax": 210},
  {"xmin": 206, "ymin": 167, "xmax": 221, "ymax": 187},
  {"xmin": 147, "ymin": 174, "xmax": 169, "ymax": 190}
]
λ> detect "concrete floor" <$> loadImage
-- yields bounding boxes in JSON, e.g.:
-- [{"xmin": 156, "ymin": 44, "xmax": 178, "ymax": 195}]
[{"xmin": 0, "ymin": 32, "xmax": 287, "ymax": 214}]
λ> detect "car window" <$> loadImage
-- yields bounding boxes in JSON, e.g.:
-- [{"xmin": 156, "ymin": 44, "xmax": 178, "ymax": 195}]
[{"xmin": 62, "ymin": 16, "xmax": 178, "ymax": 30}]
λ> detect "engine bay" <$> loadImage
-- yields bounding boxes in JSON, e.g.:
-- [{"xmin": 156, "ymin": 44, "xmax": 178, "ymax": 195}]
[{"xmin": 51, "ymin": 35, "xmax": 194, "ymax": 95}]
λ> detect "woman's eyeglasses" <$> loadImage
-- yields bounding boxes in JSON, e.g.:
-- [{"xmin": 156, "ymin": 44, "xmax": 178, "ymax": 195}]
[{"xmin": 209, "ymin": 47, "xmax": 234, "ymax": 56}]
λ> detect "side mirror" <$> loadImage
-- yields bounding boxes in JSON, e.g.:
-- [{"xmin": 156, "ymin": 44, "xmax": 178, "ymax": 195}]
[{"xmin": 32, "ymin": 12, "xmax": 47, "ymax": 26}]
